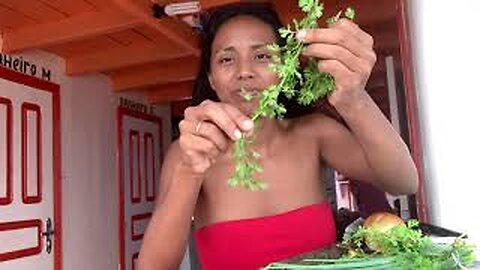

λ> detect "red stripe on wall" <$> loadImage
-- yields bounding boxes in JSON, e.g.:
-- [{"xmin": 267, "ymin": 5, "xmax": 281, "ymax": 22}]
[
  {"xmin": 129, "ymin": 130, "xmax": 141, "ymax": 204},
  {"xmin": 132, "ymin": 252, "xmax": 139, "ymax": 270},
  {"xmin": 0, "ymin": 219, "xmax": 42, "ymax": 262},
  {"xmin": 21, "ymin": 102, "xmax": 43, "ymax": 204},
  {"xmin": 131, "ymin": 213, "xmax": 152, "ymax": 241},
  {"xmin": 396, "ymin": 0, "xmax": 429, "ymax": 222},
  {"xmin": 0, "ymin": 97, "xmax": 13, "ymax": 205},
  {"xmin": 144, "ymin": 133, "xmax": 155, "ymax": 202}
]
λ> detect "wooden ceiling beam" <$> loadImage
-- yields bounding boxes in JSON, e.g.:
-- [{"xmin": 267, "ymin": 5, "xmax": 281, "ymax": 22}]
[
  {"xmin": 146, "ymin": 81, "xmax": 194, "ymax": 104},
  {"xmin": 1, "ymin": 9, "xmax": 142, "ymax": 53},
  {"xmin": 199, "ymin": 0, "xmax": 398, "ymax": 51},
  {"xmin": 199, "ymin": 0, "xmax": 232, "ymax": 9},
  {"xmin": 66, "ymin": 43, "xmax": 190, "ymax": 75},
  {"xmin": 199, "ymin": 0, "xmax": 268, "ymax": 9},
  {"xmin": 113, "ymin": 0, "xmax": 200, "ymax": 57},
  {"xmin": 110, "ymin": 57, "xmax": 198, "ymax": 91},
  {"xmin": 271, "ymin": 0, "xmax": 395, "ymax": 28}
]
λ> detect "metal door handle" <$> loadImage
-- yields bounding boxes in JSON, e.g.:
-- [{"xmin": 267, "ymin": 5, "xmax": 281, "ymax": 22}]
[{"xmin": 41, "ymin": 218, "xmax": 54, "ymax": 254}]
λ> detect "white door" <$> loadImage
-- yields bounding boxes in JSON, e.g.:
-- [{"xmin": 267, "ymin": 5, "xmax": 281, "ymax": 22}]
[
  {"xmin": 0, "ymin": 68, "xmax": 61, "ymax": 269},
  {"xmin": 117, "ymin": 108, "xmax": 162, "ymax": 270}
]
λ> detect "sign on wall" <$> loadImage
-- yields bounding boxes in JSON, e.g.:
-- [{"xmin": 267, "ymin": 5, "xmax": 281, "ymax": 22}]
[{"xmin": 0, "ymin": 53, "xmax": 52, "ymax": 82}]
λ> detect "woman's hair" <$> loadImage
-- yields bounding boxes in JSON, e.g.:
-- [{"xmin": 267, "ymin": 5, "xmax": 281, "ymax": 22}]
[{"xmin": 192, "ymin": 2, "xmax": 314, "ymax": 118}]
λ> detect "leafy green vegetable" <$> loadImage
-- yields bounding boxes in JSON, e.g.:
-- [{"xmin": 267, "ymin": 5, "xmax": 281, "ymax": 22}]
[
  {"xmin": 228, "ymin": 0, "xmax": 355, "ymax": 190},
  {"xmin": 264, "ymin": 256, "xmax": 395, "ymax": 269},
  {"xmin": 263, "ymin": 220, "xmax": 477, "ymax": 269},
  {"xmin": 345, "ymin": 7, "xmax": 355, "ymax": 20},
  {"xmin": 228, "ymin": 129, "xmax": 266, "ymax": 191},
  {"xmin": 341, "ymin": 220, "xmax": 477, "ymax": 269}
]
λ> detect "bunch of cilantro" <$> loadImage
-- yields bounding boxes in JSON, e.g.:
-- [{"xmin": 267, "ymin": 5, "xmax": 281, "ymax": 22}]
[
  {"xmin": 341, "ymin": 220, "xmax": 477, "ymax": 269},
  {"xmin": 228, "ymin": 0, "xmax": 354, "ymax": 190}
]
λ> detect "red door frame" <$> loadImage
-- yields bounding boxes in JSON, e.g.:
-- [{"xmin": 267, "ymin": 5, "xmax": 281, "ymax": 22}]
[
  {"xmin": 395, "ymin": 0, "xmax": 429, "ymax": 223},
  {"xmin": 117, "ymin": 107, "xmax": 163, "ymax": 270},
  {"xmin": 0, "ymin": 66, "xmax": 62, "ymax": 269}
]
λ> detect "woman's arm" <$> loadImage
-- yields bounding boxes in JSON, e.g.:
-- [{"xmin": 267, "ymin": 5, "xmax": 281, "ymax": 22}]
[
  {"xmin": 310, "ymin": 98, "xmax": 418, "ymax": 195},
  {"xmin": 297, "ymin": 19, "xmax": 418, "ymax": 195},
  {"xmin": 138, "ymin": 142, "xmax": 202, "ymax": 270},
  {"xmin": 138, "ymin": 101, "xmax": 253, "ymax": 269},
  {"xmin": 336, "ymin": 91, "xmax": 418, "ymax": 195}
]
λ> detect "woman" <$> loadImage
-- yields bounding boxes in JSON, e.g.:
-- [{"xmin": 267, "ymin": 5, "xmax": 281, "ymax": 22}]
[{"xmin": 138, "ymin": 3, "xmax": 418, "ymax": 270}]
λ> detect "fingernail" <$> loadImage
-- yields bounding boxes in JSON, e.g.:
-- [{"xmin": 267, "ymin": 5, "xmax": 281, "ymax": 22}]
[
  {"xmin": 234, "ymin": 129, "xmax": 242, "ymax": 140},
  {"xmin": 242, "ymin": 120, "xmax": 254, "ymax": 130},
  {"xmin": 302, "ymin": 47, "xmax": 309, "ymax": 56},
  {"xmin": 317, "ymin": 60, "xmax": 323, "ymax": 71},
  {"xmin": 296, "ymin": 30, "xmax": 306, "ymax": 41}
]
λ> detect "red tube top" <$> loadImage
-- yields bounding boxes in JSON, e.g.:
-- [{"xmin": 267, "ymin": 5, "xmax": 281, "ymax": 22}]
[{"xmin": 194, "ymin": 202, "xmax": 337, "ymax": 270}]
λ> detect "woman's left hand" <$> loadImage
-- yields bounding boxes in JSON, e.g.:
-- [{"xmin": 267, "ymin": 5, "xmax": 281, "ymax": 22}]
[{"xmin": 296, "ymin": 19, "xmax": 377, "ymax": 108}]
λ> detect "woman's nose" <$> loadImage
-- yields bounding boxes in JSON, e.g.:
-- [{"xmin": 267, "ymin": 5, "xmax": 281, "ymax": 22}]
[{"xmin": 236, "ymin": 60, "xmax": 254, "ymax": 81}]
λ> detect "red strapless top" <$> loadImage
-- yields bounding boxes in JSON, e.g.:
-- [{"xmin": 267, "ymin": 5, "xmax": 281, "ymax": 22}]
[{"xmin": 194, "ymin": 202, "xmax": 337, "ymax": 270}]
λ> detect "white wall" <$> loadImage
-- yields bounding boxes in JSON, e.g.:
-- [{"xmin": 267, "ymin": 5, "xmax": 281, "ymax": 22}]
[
  {"xmin": 1, "ymin": 46, "xmax": 177, "ymax": 269},
  {"xmin": 407, "ymin": 0, "xmax": 480, "ymax": 252}
]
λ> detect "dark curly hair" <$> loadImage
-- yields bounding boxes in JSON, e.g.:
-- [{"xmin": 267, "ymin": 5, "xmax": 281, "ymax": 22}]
[{"xmin": 192, "ymin": 2, "xmax": 314, "ymax": 118}]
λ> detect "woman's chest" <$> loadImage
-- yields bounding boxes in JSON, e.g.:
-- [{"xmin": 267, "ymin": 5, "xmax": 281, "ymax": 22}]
[
  {"xmin": 205, "ymin": 139, "xmax": 320, "ymax": 190},
  {"xmin": 194, "ymin": 137, "xmax": 328, "ymax": 227}
]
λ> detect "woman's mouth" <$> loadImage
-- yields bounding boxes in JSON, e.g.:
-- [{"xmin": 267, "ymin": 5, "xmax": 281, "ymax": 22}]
[{"xmin": 238, "ymin": 87, "xmax": 260, "ymax": 100}]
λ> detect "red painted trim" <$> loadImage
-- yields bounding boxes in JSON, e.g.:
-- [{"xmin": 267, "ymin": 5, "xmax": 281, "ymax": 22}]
[
  {"xmin": 21, "ymin": 103, "xmax": 43, "ymax": 204},
  {"xmin": 131, "ymin": 213, "xmax": 152, "ymax": 241},
  {"xmin": 158, "ymin": 135, "xmax": 163, "ymax": 199},
  {"xmin": 0, "ymin": 219, "xmax": 42, "ymax": 262},
  {"xmin": 0, "ymin": 66, "xmax": 57, "ymax": 93},
  {"xmin": 117, "ymin": 107, "xmax": 162, "ymax": 270},
  {"xmin": 52, "ymin": 82, "xmax": 62, "ymax": 270},
  {"xmin": 0, "ymin": 65, "xmax": 62, "ymax": 270},
  {"xmin": 117, "ymin": 108, "xmax": 127, "ymax": 270},
  {"xmin": 132, "ymin": 252, "xmax": 139, "ymax": 270},
  {"xmin": 129, "ymin": 130, "xmax": 141, "ymax": 204},
  {"xmin": 144, "ymin": 133, "xmax": 155, "ymax": 202},
  {"xmin": 396, "ymin": 0, "xmax": 429, "ymax": 223},
  {"xmin": 0, "ymin": 98, "xmax": 13, "ymax": 205}
]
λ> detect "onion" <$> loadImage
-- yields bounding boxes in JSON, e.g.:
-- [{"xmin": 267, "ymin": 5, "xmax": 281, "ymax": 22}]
[
  {"xmin": 364, "ymin": 212, "xmax": 405, "ymax": 231},
  {"xmin": 363, "ymin": 212, "xmax": 405, "ymax": 252}
]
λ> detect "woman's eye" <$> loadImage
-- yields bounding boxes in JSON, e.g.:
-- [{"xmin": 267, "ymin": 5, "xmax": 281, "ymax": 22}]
[
  {"xmin": 219, "ymin": 57, "xmax": 233, "ymax": 64},
  {"xmin": 255, "ymin": 53, "xmax": 271, "ymax": 62}
]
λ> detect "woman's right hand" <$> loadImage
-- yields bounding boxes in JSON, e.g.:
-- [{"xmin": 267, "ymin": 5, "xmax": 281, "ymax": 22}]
[{"xmin": 178, "ymin": 100, "xmax": 254, "ymax": 175}]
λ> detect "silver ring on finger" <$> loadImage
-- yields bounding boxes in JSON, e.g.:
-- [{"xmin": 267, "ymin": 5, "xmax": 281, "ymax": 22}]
[{"xmin": 195, "ymin": 121, "xmax": 203, "ymax": 135}]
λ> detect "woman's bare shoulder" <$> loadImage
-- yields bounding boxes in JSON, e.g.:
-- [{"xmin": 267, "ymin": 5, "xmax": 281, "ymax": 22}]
[{"xmin": 289, "ymin": 113, "xmax": 344, "ymax": 138}]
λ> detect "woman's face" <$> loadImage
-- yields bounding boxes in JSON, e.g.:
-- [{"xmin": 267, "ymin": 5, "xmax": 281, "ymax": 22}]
[{"xmin": 208, "ymin": 15, "xmax": 280, "ymax": 115}]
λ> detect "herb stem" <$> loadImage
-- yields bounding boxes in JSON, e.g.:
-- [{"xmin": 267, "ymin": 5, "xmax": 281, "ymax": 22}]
[{"xmin": 229, "ymin": 1, "xmax": 356, "ymax": 191}]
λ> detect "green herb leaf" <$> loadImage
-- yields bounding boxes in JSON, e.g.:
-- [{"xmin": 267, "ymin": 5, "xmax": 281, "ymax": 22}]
[
  {"xmin": 345, "ymin": 7, "xmax": 355, "ymax": 20},
  {"xmin": 341, "ymin": 220, "xmax": 477, "ymax": 269},
  {"xmin": 229, "ymin": 1, "xmax": 357, "ymax": 191}
]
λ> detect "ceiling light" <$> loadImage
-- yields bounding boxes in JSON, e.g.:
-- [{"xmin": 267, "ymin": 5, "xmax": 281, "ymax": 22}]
[{"xmin": 165, "ymin": 1, "xmax": 201, "ymax": 16}]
